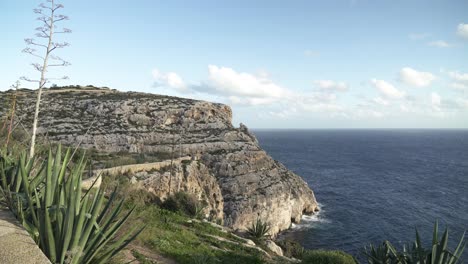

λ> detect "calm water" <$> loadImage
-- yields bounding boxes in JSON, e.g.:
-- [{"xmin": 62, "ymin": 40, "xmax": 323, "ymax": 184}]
[{"xmin": 253, "ymin": 129, "xmax": 468, "ymax": 260}]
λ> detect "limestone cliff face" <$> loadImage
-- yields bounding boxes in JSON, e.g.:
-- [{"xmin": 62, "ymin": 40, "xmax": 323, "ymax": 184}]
[{"xmin": 0, "ymin": 87, "xmax": 319, "ymax": 235}]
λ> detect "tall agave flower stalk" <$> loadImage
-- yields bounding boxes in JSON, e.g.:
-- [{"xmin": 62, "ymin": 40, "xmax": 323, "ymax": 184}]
[{"xmin": 1, "ymin": 146, "xmax": 143, "ymax": 264}]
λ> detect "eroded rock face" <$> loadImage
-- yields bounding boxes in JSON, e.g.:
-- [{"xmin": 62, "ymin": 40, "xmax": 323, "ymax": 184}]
[
  {"xmin": 0, "ymin": 87, "xmax": 319, "ymax": 235},
  {"xmin": 127, "ymin": 160, "xmax": 225, "ymax": 221}
]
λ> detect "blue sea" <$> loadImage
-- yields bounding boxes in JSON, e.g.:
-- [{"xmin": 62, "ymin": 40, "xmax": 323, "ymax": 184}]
[{"xmin": 253, "ymin": 129, "xmax": 468, "ymax": 261}]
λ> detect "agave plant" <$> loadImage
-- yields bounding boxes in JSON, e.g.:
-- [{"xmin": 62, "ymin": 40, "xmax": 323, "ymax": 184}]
[
  {"xmin": 0, "ymin": 148, "xmax": 19, "ymax": 209},
  {"xmin": 406, "ymin": 221, "xmax": 466, "ymax": 264},
  {"xmin": 247, "ymin": 218, "xmax": 271, "ymax": 240},
  {"xmin": 364, "ymin": 241, "xmax": 401, "ymax": 264},
  {"xmin": 0, "ymin": 146, "xmax": 144, "ymax": 264},
  {"xmin": 364, "ymin": 221, "xmax": 466, "ymax": 264}
]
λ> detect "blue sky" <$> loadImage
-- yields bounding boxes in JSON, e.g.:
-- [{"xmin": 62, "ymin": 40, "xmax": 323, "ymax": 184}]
[{"xmin": 1, "ymin": 0, "xmax": 468, "ymax": 128}]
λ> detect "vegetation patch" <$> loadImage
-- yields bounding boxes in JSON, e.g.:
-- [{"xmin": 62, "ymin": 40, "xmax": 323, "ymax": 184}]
[
  {"xmin": 302, "ymin": 250, "xmax": 357, "ymax": 264},
  {"xmin": 161, "ymin": 191, "xmax": 207, "ymax": 219}
]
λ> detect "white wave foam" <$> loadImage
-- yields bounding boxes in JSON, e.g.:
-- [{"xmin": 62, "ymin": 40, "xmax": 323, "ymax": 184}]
[{"xmin": 290, "ymin": 204, "xmax": 330, "ymax": 230}]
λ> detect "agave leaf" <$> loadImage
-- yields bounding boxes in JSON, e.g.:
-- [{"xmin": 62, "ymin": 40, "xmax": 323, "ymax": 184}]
[
  {"xmin": 83, "ymin": 204, "xmax": 135, "ymax": 261},
  {"xmin": 51, "ymin": 145, "xmax": 61, "ymax": 196},
  {"xmin": 433, "ymin": 220, "xmax": 439, "ymax": 245},
  {"xmin": 449, "ymin": 230, "xmax": 466, "ymax": 264},
  {"xmin": 96, "ymin": 187, "xmax": 118, "ymax": 224},
  {"xmin": 432, "ymin": 243, "xmax": 438, "ymax": 264},
  {"xmin": 45, "ymin": 150, "xmax": 54, "ymax": 207},
  {"xmin": 77, "ymin": 188, "xmax": 105, "ymax": 251},
  {"xmin": 441, "ymin": 228, "xmax": 449, "ymax": 252},
  {"xmin": 58, "ymin": 148, "xmax": 71, "ymax": 185},
  {"xmin": 59, "ymin": 190, "xmax": 75, "ymax": 263},
  {"xmin": 80, "ymin": 173, "xmax": 101, "ymax": 204},
  {"xmin": 19, "ymin": 156, "xmax": 38, "ymax": 227},
  {"xmin": 93, "ymin": 225, "xmax": 146, "ymax": 264},
  {"xmin": 29, "ymin": 169, "xmax": 45, "ymax": 193},
  {"xmin": 69, "ymin": 195, "xmax": 90, "ymax": 251},
  {"xmin": 44, "ymin": 151, "xmax": 57, "ymax": 262}
]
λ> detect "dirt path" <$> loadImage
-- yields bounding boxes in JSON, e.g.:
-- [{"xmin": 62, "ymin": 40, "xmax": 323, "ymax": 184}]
[{"xmin": 122, "ymin": 243, "xmax": 177, "ymax": 264}]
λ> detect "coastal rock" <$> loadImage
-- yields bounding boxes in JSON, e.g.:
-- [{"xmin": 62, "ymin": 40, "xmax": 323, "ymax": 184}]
[
  {"xmin": 266, "ymin": 240, "xmax": 284, "ymax": 256},
  {"xmin": 0, "ymin": 87, "xmax": 319, "ymax": 235}
]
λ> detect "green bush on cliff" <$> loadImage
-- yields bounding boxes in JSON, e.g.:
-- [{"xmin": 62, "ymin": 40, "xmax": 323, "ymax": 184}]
[
  {"xmin": 277, "ymin": 238, "xmax": 356, "ymax": 263},
  {"xmin": 161, "ymin": 191, "xmax": 206, "ymax": 218},
  {"xmin": 302, "ymin": 249, "xmax": 357, "ymax": 264},
  {"xmin": 277, "ymin": 239, "xmax": 306, "ymax": 258}
]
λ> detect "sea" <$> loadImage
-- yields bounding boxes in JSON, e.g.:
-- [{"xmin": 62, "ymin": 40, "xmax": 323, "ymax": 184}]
[{"xmin": 253, "ymin": 129, "xmax": 468, "ymax": 261}]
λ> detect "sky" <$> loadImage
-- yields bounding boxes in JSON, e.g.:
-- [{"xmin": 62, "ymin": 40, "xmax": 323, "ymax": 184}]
[{"xmin": 1, "ymin": 0, "xmax": 468, "ymax": 129}]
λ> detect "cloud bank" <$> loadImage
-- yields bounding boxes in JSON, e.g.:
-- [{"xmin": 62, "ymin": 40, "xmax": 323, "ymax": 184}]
[
  {"xmin": 151, "ymin": 65, "xmax": 467, "ymax": 122},
  {"xmin": 399, "ymin": 67, "xmax": 435, "ymax": 87}
]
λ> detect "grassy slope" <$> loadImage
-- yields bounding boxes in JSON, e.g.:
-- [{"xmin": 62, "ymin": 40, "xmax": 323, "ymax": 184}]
[
  {"xmin": 103, "ymin": 173, "xmax": 282, "ymax": 264},
  {"xmin": 123, "ymin": 205, "xmax": 267, "ymax": 264}
]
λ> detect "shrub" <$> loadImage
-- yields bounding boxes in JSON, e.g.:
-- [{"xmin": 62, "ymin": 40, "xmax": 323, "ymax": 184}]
[
  {"xmin": 192, "ymin": 254, "xmax": 219, "ymax": 264},
  {"xmin": 125, "ymin": 187, "xmax": 157, "ymax": 207},
  {"xmin": 100, "ymin": 172, "xmax": 157, "ymax": 208},
  {"xmin": 161, "ymin": 191, "xmax": 206, "ymax": 218},
  {"xmin": 302, "ymin": 250, "xmax": 357, "ymax": 264},
  {"xmin": 363, "ymin": 221, "xmax": 466, "ymax": 264},
  {"xmin": 247, "ymin": 219, "xmax": 271, "ymax": 240},
  {"xmin": 277, "ymin": 239, "xmax": 305, "ymax": 259}
]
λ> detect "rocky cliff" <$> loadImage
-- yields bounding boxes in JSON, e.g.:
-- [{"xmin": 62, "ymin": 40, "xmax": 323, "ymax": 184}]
[{"xmin": 0, "ymin": 86, "xmax": 319, "ymax": 235}]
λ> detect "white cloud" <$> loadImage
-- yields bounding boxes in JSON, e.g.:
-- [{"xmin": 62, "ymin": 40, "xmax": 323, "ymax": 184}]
[
  {"xmin": 429, "ymin": 92, "xmax": 452, "ymax": 117},
  {"xmin": 353, "ymin": 107, "xmax": 385, "ymax": 119},
  {"xmin": 299, "ymin": 101, "xmax": 344, "ymax": 113},
  {"xmin": 314, "ymin": 80, "xmax": 348, "ymax": 92},
  {"xmin": 429, "ymin": 92, "xmax": 459, "ymax": 117},
  {"xmin": 456, "ymin": 98, "xmax": 468, "ymax": 109},
  {"xmin": 202, "ymin": 65, "xmax": 292, "ymax": 103},
  {"xmin": 409, "ymin": 33, "xmax": 430, "ymax": 40},
  {"xmin": 431, "ymin": 92, "xmax": 441, "ymax": 107},
  {"xmin": 268, "ymin": 108, "xmax": 298, "ymax": 119},
  {"xmin": 152, "ymin": 69, "xmax": 187, "ymax": 92},
  {"xmin": 371, "ymin": 79, "xmax": 405, "ymax": 99},
  {"xmin": 451, "ymin": 82, "xmax": 468, "ymax": 91},
  {"xmin": 373, "ymin": 97, "xmax": 389, "ymax": 106},
  {"xmin": 456, "ymin": 23, "xmax": 468, "ymax": 39},
  {"xmin": 304, "ymin": 50, "xmax": 320, "ymax": 57},
  {"xmin": 400, "ymin": 104, "xmax": 409, "ymax": 112},
  {"xmin": 427, "ymin": 40, "xmax": 451, "ymax": 48},
  {"xmin": 448, "ymin": 71, "xmax": 468, "ymax": 82},
  {"xmin": 256, "ymin": 69, "xmax": 270, "ymax": 79},
  {"xmin": 227, "ymin": 96, "xmax": 279, "ymax": 106},
  {"xmin": 399, "ymin": 67, "xmax": 435, "ymax": 87},
  {"xmin": 448, "ymin": 71, "xmax": 468, "ymax": 91},
  {"xmin": 152, "ymin": 65, "xmax": 294, "ymax": 106}
]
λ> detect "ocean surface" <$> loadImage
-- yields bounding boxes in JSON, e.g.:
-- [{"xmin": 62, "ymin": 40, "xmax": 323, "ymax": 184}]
[{"xmin": 253, "ymin": 129, "xmax": 468, "ymax": 260}]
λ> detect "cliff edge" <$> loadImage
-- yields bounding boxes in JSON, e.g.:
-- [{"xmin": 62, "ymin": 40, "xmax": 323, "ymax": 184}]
[{"xmin": 0, "ymin": 86, "xmax": 319, "ymax": 235}]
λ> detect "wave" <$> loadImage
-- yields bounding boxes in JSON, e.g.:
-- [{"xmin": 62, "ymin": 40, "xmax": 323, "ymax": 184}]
[{"xmin": 290, "ymin": 203, "xmax": 330, "ymax": 230}]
